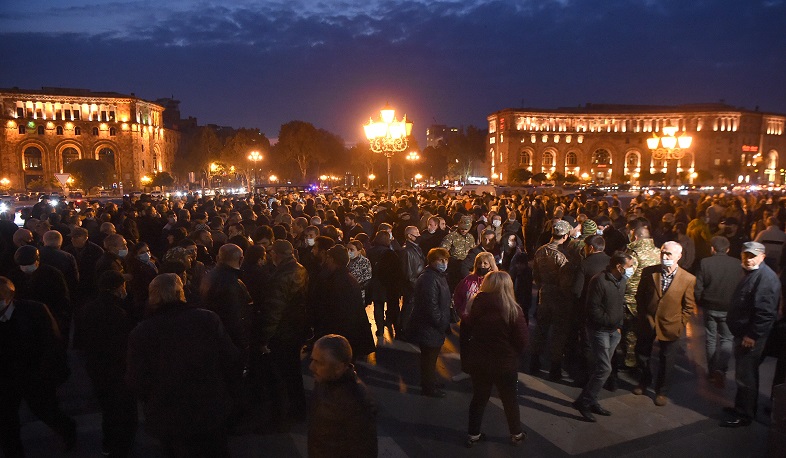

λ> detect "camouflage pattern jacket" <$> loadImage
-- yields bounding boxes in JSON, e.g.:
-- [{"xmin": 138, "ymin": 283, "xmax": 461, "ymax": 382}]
[
  {"xmin": 534, "ymin": 241, "xmax": 570, "ymax": 307},
  {"xmin": 440, "ymin": 230, "xmax": 476, "ymax": 261},
  {"xmin": 624, "ymin": 237, "xmax": 661, "ymax": 315}
]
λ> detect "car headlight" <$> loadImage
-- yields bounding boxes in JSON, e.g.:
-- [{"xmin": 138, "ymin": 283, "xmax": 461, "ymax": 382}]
[{"xmin": 0, "ymin": 203, "xmax": 8, "ymax": 213}]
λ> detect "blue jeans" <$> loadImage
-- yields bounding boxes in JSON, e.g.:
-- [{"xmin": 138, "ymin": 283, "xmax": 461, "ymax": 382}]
[
  {"xmin": 704, "ymin": 310, "xmax": 733, "ymax": 374},
  {"xmin": 577, "ymin": 327, "xmax": 621, "ymax": 407}
]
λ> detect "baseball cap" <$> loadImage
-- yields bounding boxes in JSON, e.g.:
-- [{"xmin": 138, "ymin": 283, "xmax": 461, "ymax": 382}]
[
  {"xmin": 552, "ymin": 220, "xmax": 572, "ymax": 237},
  {"xmin": 741, "ymin": 241, "xmax": 765, "ymax": 255}
]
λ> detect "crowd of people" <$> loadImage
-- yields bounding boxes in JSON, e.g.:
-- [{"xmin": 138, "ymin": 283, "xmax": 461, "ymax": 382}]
[{"xmin": 0, "ymin": 185, "xmax": 784, "ymax": 455}]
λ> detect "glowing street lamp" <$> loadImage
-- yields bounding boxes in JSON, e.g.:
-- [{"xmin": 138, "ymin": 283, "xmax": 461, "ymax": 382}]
[
  {"xmin": 363, "ymin": 104, "xmax": 413, "ymax": 195},
  {"xmin": 247, "ymin": 151, "xmax": 263, "ymax": 190},
  {"xmin": 140, "ymin": 175, "xmax": 152, "ymax": 191},
  {"xmin": 0, "ymin": 178, "xmax": 10, "ymax": 187},
  {"xmin": 269, "ymin": 174, "xmax": 278, "ymax": 183},
  {"xmin": 647, "ymin": 125, "xmax": 692, "ymax": 160}
]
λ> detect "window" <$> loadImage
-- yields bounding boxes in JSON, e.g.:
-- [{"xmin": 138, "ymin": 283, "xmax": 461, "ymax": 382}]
[
  {"xmin": 109, "ymin": 111, "xmax": 115, "ymax": 121},
  {"xmin": 64, "ymin": 109, "xmax": 71, "ymax": 120},
  {"xmin": 101, "ymin": 111, "xmax": 108, "ymax": 122},
  {"xmin": 24, "ymin": 147, "xmax": 43, "ymax": 170},
  {"xmin": 74, "ymin": 127, "xmax": 81, "ymax": 135},
  {"xmin": 592, "ymin": 149, "xmax": 611, "ymax": 165},
  {"xmin": 92, "ymin": 127, "xmax": 99, "ymax": 136},
  {"xmin": 542, "ymin": 152, "xmax": 554, "ymax": 166},
  {"xmin": 99, "ymin": 147, "xmax": 115, "ymax": 166},
  {"xmin": 37, "ymin": 125, "xmax": 44, "ymax": 135},
  {"xmin": 56, "ymin": 126, "xmax": 64, "ymax": 135},
  {"xmin": 16, "ymin": 107, "xmax": 24, "ymax": 118},
  {"xmin": 73, "ymin": 110, "xmax": 80, "ymax": 120},
  {"xmin": 18, "ymin": 125, "xmax": 25, "ymax": 134},
  {"xmin": 566, "ymin": 152, "xmax": 577, "ymax": 166},
  {"xmin": 519, "ymin": 151, "xmax": 531, "ymax": 165},
  {"xmin": 109, "ymin": 127, "xmax": 116, "ymax": 136},
  {"xmin": 62, "ymin": 147, "xmax": 79, "ymax": 168}
]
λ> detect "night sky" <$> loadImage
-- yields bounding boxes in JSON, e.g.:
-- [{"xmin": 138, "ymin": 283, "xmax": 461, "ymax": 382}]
[{"xmin": 1, "ymin": 0, "xmax": 785, "ymax": 145}]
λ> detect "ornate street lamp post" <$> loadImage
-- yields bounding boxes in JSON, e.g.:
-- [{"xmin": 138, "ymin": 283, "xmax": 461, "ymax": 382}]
[
  {"xmin": 363, "ymin": 104, "xmax": 413, "ymax": 195},
  {"xmin": 647, "ymin": 125, "xmax": 693, "ymax": 183},
  {"xmin": 247, "ymin": 151, "xmax": 263, "ymax": 191}
]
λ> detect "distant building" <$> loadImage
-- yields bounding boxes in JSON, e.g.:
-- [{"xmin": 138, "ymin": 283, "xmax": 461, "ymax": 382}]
[
  {"xmin": 0, "ymin": 87, "xmax": 179, "ymax": 190},
  {"xmin": 426, "ymin": 124, "xmax": 460, "ymax": 148},
  {"xmin": 486, "ymin": 103, "xmax": 786, "ymax": 185}
]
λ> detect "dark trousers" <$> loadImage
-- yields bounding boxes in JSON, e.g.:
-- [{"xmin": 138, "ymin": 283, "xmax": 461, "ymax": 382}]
[
  {"xmin": 468, "ymin": 371, "xmax": 521, "ymax": 436},
  {"xmin": 530, "ymin": 298, "xmax": 570, "ymax": 368},
  {"xmin": 269, "ymin": 343, "xmax": 307, "ymax": 423},
  {"xmin": 733, "ymin": 335, "xmax": 768, "ymax": 419},
  {"xmin": 399, "ymin": 291, "xmax": 416, "ymax": 336},
  {"xmin": 161, "ymin": 428, "xmax": 229, "ymax": 458},
  {"xmin": 419, "ymin": 344, "xmax": 442, "ymax": 392},
  {"xmin": 578, "ymin": 328, "xmax": 621, "ymax": 407},
  {"xmin": 635, "ymin": 330, "xmax": 680, "ymax": 395},
  {"xmin": 372, "ymin": 292, "xmax": 400, "ymax": 333},
  {"xmin": 91, "ymin": 378, "xmax": 137, "ymax": 457},
  {"xmin": 0, "ymin": 382, "xmax": 76, "ymax": 457}
]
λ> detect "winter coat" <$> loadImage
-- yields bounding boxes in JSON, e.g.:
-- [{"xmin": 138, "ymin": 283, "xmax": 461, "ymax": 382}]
[
  {"xmin": 460, "ymin": 292, "xmax": 528, "ymax": 375},
  {"xmin": 408, "ymin": 266, "xmax": 451, "ymax": 348}
]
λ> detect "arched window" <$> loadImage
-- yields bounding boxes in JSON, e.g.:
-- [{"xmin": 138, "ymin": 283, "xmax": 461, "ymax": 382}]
[
  {"xmin": 92, "ymin": 127, "xmax": 99, "ymax": 136},
  {"xmin": 565, "ymin": 152, "xmax": 577, "ymax": 166},
  {"xmin": 62, "ymin": 147, "xmax": 79, "ymax": 168},
  {"xmin": 24, "ymin": 147, "xmax": 43, "ymax": 170},
  {"xmin": 542, "ymin": 152, "xmax": 554, "ymax": 166},
  {"xmin": 74, "ymin": 127, "xmax": 81, "ymax": 135},
  {"xmin": 56, "ymin": 126, "xmax": 64, "ymax": 135},
  {"xmin": 98, "ymin": 147, "xmax": 115, "ymax": 166},
  {"xmin": 519, "ymin": 151, "xmax": 531, "ymax": 165},
  {"xmin": 592, "ymin": 149, "xmax": 611, "ymax": 165},
  {"xmin": 626, "ymin": 153, "xmax": 639, "ymax": 167}
]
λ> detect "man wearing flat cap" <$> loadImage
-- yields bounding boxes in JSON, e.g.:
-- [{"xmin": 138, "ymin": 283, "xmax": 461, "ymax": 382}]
[
  {"xmin": 530, "ymin": 219, "xmax": 572, "ymax": 380},
  {"xmin": 721, "ymin": 241, "xmax": 781, "ymax": 427}
]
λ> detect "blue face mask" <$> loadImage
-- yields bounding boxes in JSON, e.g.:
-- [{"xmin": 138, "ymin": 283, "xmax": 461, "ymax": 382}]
[
  {"xmin": 623, "ymin": 266, "xmax": 635, "ymax": 279},
  {"xmin": 138, "ymin": 252, "xmax": 151, "ymax": 263},
  {"xmin": 436, "ymin": 263, "xmax": 448, "ymax": 273}
]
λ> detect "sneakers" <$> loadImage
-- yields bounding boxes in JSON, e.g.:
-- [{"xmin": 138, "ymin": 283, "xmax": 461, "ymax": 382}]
[
  {"xmin": 632, "ymin": 385, "xmax": 645, "ymax": 396},
  {"xmin": 654, "ymin": 394, "xmax": 668, "ymax": 406},
  {"xmin": 465, "ymin": 433, "xmax": 486, "ymax": 448},
  {"xmin": 510, "ymin": 431, "xmax": 527, "ymax": 446}
]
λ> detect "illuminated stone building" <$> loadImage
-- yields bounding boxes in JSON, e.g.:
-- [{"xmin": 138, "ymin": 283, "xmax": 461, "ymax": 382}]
[
  {"xmin": 0, "ymin": 87, "xmax": 179, "ymax": 190},
  {"xmin": 486, "ymin": 103, "xmax": 786, "ymax": 185}
]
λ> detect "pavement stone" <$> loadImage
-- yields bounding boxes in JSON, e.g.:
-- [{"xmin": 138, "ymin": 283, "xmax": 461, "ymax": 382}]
[{"xmin": 17, "ymin": 307, "xmax": 777, "ymax": 457}]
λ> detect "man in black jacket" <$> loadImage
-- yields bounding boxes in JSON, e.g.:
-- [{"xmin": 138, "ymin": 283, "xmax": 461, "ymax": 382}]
[
  {"xmin": 39, "ymin": 230, "xmax": 79, "ymax": 299},
  {"xmin": 721, "ymin": 241, "xmax": 781, "ymax": 427},
  {"xmin": 573, "ymin": 252, "xmax": 633, "ymax": 422},
  {"xmin": 694, "ymin": 236, "xmax": 742, "ymax": 388},
  {"xmin": 0, "ymin": 276, "xmax": 76, "ymax": 456},
  {"xmin": 399, "ymin": 226, "xmax": 425, "ymax": 338},
  {"xmin": 308, "ymin": 334, "xmax": 377, "ymax": 458},
  {"xmin": 81, "ymin": 271, "xmax": 137, "ymax": 457}
]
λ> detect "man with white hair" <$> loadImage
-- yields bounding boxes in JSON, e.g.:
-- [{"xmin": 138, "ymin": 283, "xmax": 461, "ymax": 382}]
[
  {"xmin": 633, "ymin": 240, "xmax": 697, "ymax": 407},
  {"xmin": 40, "ymin": 230, "xmax": 79, "ymax": 298}
]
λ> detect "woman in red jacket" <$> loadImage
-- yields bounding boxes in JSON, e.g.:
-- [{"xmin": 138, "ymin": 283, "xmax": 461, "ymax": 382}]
[{"xmin": 460, "ymin": 271, "xmax": 529, "ymax": 447}]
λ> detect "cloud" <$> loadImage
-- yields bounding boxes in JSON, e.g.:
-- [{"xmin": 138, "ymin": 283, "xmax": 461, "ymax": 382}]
[{"xmin": 0, "ymin": 0, "xmax": 784, "ymax": 144}]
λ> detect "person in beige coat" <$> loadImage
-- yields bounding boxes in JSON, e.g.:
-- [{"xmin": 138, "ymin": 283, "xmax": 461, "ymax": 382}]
[{"xmin": 633, "ymin": 241, "xmax": 696, "ymax": 407}]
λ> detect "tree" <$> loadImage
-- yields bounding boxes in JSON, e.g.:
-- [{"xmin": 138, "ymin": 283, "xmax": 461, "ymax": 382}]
[
  {"xmin": 221, "ymin": 128, "xmax": 271, "ymax": 170},
  {"xmin": 151, "ymin": 171, "xmax": 175, "ymax": 188},
  {"xmin": 275, "ymin": 121, "xmax": 321, "ymax": 182},
  {"xmin": 509, "ymin": 168, "xmax": 533, "ymax": 183},
  {"xmin": 696, "ymin": 169, "xmax": 714, "ymax": 183},
  {"xmin": 65, "ymin": 159, "xmax": 114, "ymax": 190},
  {"xmin": 550, "ymin": 171, "xmax": 565, "ymax": 184},
  {"xmin": 532, "ymin": 172, "xmax": 548, "ymax": 183},
  {"xmin": 564, "ymin": 174, "xmax": 579, "ymax": 183},
  {"xmin": 181, "ymin": 127, "xmax": 223, "ymax": 184}
]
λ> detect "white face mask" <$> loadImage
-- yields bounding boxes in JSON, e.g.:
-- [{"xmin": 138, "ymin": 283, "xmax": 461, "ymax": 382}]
[
  {"xmin": 348, "ymin": 251, "xmax": 358, "ymax": 260},
  {"xmin": 742, "ymin": 262, "xmax": 760, "ymax": 271},
  {"xmin": 492, "ymin": 220, "xmax": 501, "ymax": 227},
  {"xmin": 662, "ymin": 259, "xmax": 675, "ymax": 268},
  {"xmin": 306, "ymin": 238, "xmax": 315, "ymax": 247},
  {"xmin": 596, "ymin": 229, "xmax": 604, "ymax": 236},
  {"xmin": 623, "ymin": 266, "xmax": 635, "ymax": 279},
  {"xmin": 20, "ymin": 264, "xmax": 37, "ymax": 273},
  {"xmin": 117, "ymin": 249, "xmax": 128, "ymax": 258}
]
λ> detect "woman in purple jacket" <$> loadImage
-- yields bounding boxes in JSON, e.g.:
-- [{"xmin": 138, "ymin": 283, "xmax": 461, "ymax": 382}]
[{"xmin": 460, "ymin": 271, "xmax": 529, "ymax": 447}]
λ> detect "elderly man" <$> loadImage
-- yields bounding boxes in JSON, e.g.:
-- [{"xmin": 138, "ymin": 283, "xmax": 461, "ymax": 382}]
[
  {"xmin": 40, "ymin": 230, "xmax": 79, "ymax": 298},
  {"xmin": 308, "ymin": 335, "xmax": 377, "ymax": 458},
  {"xmin": 721, "ymin": 242, "xmax": 781, "ymax": 427},
  {"xmin": 0, "ymin": 276, "xmax": 76, "ymax": 456},
  {"xmin": 399, "ymin": 225, "xmax": 425, "ymax": 338},
  {"xmin": 633, "ymin": 241, "xmax": 696, "ymax": 406},
  {"xmin": 126, "ymin": 274, "xmax": 241, "ymax": 456}
]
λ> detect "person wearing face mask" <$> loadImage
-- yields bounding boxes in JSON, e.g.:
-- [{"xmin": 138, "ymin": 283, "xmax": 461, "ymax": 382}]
[
  {"xmin": 399, "ymin": 226, "xmax": 425, "ymax": 339},
  {"xmin": 454, "ymin": 252, "xmax": 498, "ymax": 321},
  {"xmin": 8, "ymin": 245, "xmax": 72, "ymax": 348},
  {"xmin": 408, "ymin": 248, "xmax": 452, "ymax": 398},
  {"xmin": 419, "ymin": 216, "xmax": 446, "ymax": 256},
  {"xmin": 0, "ymin": 276, "xmax": 76, "ymax": 456},
  {"xmin": 127, "ymin": 242, "xmax": 159, "ymax": 321},
  {"xmin": 633, "ymin": 241, "xmax": 696, "ymax": 407},
  {"xmin": 573, "ymin": 252, "xmax": 634, "ymax": 422},
  {"xmin": 96, "ymin": 234, "xmax": 130, "ymax": 286},
  {"xmin": 80, "ymin": 270, "xmax": 137, "ymax": 456},
  {"xmin": 721, "ymin": 242, "xmax": 781, "ymax": 427}
]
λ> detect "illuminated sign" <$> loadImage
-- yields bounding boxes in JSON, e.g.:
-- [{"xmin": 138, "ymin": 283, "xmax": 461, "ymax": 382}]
[{"xmin": 742, "ymin": 145, "xmax": 759, "ymax": 152}]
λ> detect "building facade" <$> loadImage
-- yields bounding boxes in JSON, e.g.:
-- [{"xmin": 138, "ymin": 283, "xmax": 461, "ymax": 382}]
[
  {"xmin": 0, "ymin": 87, "xmax": 179, "ymax": 191},
  {"xmin": 486, "ymin": 103, "xmax": 786, "ymax": 185}
]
